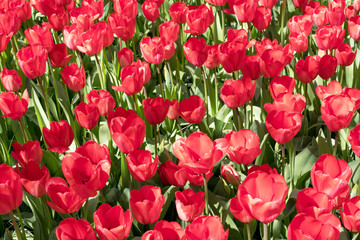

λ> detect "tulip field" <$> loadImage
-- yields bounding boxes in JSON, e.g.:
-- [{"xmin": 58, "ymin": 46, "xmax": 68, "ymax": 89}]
[{"xmin": 2, "ymin": 0, "xmax": 360, "ymax": 239}]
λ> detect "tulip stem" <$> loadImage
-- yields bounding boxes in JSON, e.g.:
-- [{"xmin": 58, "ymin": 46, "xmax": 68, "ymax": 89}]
[
  {"xmin": 180, "ymin": 24, "xmax": 184, "ymax": 67},
  {"xmin": 246, "ymin": 223, "xmax": 252, "ymax": 240},
  {"xmin": 15, "ymin": 208, "xmax": 26, "ymax": 239},
  {"xmin": 0, "ymin": 53, "xmax": 6, "ymax": 68},
  {"xmin": 280, "ymin": 0, "xmax": 287, "ymax": 45},
  {"xmin": 42, "ymin": 196, "xmax": 53, "ymax": 233},
  {"xmin": 303, "ymin": 83, "xmax": 308, "ymax": 135},
  {"xmin": 37, "ymin": 77, "xmax": 52, "ymax": 122},
  {"xmin": 154, "ymin": 124, "xmax": 158, "ymax": 156},
  {"xmin": 83, "ymin": 199, "xmax": 88, "ymax": 221},
  {"xmin": 281, "ymin": 144, "xmax": 286, "ymax": 177},
  {"xmin": 340, "ymin": 66, "xmax": 345, "ymax": 86},
  {"xmin": 132, "ymin": 94, "xmax": 139, "ymax": 113},
  {"xmin": 176, "ymin": 119, "xmax": 184, "ymax": 137},
  {"xmin": 221, "ymin": 7, "xmax": 225, "ymax": 42},
  {"xmin": 90, "ymin": 131, "xmax": 94, "ymax": 141},
  {"xmin": 19, "ymin": 120, "xmax": 28, "ymax": 142},
  {"xmin": 243, "ymin": 105, "xmax": 247, "ymax": 129},
  {"xmin": 95, "ymin": 54, "xmax": 105, "ymax": 90},
  {"xmin": 201, "ymin": 66, "xmax": 209, "ymax": 125},
  {"xmin": 48, "ymin": 60, "xmax": 61, "ymax": 119},
  {"xmin": 9, "ymin": 211, "xmax": 23, "ymax": 240},
  {"xmin": 263, "ymin": 223, "xmax": 269, "ymax": 240},
  {"xmin": 157, "ymin": 65, "xmax": 165, "ymax": 97},
  {"xmin": 234, "ymin": 107, "xmax": 242, "ymax": 130},
  {"xmin": 167, "ymin": 61, "xmax": 175, "ymax": 90},
  {"xmin": 203, "ymin": 174, "xmax": 209, "ymax": 215},
  {"xmin": 333, "ymin": 131, "xmax": 339, "ymax": 156}
]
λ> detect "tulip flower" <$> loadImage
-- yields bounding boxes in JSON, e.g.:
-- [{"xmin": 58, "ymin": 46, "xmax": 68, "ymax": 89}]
[
  {"xmin": 47, "ymin": 12, "xmax": 70, "ymax": 32},
  {"xmin": 24, "ymin": 24, "xmax": 54, "ymax": 51},
  {"xmin": 264, "ymin": 94, "xmax": 306, "ymax": 113},
  {"xmin": 140, "ymin": 37, "xmax": 165, "ymax": 64},
  {"xmin": 16, "ymin": 45, "xmax": 48, "ymax": 79},
  {"xmin": 184, "ymin": 5, "xmax": 214, "ymax": 36},
  {"xmin": 154, "ymin": 221, "xmax": 185, "ymax": 240},
  {"xmin": 142, "ymin": 97, "xmax": 170, "ymax": 125},
  {"xmin": 296, "ymin": 188, "xmax": 332, "ymax": 217},
  {"xmin": 0, "ymin": 89, "xmax": 29, "ymax": 120},
  {"xmin": 159, "ymin": 20, "xmax": 179, "ymax": 43},
  {"xmin": 158, "ymin": 161, "xmax": 188, "ymax": 187},
  {"xmin": 314, "ymin": 25, "xmax": 344, "ymax": 50},
  {"xmin": 0, "ymin": 164, "xmax": 23, "ymax": 215},
  {"xmin": 318, "ymin": 55, "xmax": 337, "ymax": 79},
  {"xmin": 233, "ymin": 0, "xmax": 258, "ymax": 23},
  {"xmin": 349, "ymin": 124, "xmax": 360, "ymax": 158},
  {"xmin": 295, "ymin": 55, "xmax": 320, "ymax": 84},
  {"xmin": 49, "ymin": 43, "xmax": 72, "ymax": 68},
  {"xmin": 169, "ymin": 2, "xmax": 187, "ymax": 24},
  {"xmin": 113, "ymin": 0, "xmax": 138, "ymax": 18},
  {"xmin": 86, "ymin": 89, "xmax": 116, "ymax": 117},
  {"xmin": 43, "ymin": 120, "xmax": 74, "ymax": 153},
  {"xmin": 316, "ymin": 80, "xmax": 343, "ymax": 101},
  {"xmin": 126, "ymin": 150, "xmax": 159, "ymax": 182},
  {"xmin": 349, "ymin": 16, "xmax": 360, "ymax": 41},
  {"xmin": 240, "ymin": 54, "xmax": 261, "ymax": 80},
  {"xmin": 56, "ymin": 218, "xmax": 97, "ymax": 240},
  {"xmin": 0, "ymin": 13, "xmax": 21, "ymax": 37},
  {"xmin": 93, "ymin": 204, "xmax": 133, "ymax": 240},
  {"xmin": 230, "ymin": 196, "xmax": 254, "ymax": 223},
  {"xmin": 60, "ymin": 63, "xmax": 86, "ymax": 92},
  {"xmin": 269, "ymin": 76, "xmax": 296, "ymax": 99},
  {"xmin": 219, "ymin": 40, "xmax": 246, "ymax": 73},
  {"xmin": 252, "ymin": 6, "xmax": 272, "ymax": 31},
  {"xmin": 74, "ymin": 102, "xmax": 100, "ymax": 130},
  {"xmin": 0, "ymin": 69, "xmax": 22, "ymax": 92},
  {"xmin": 175, "ymin": 189, "xmax": 205, "ymax": 222},
  {"xmin": 142, "ymin": 1, "xmax": 159, "ymax": 22},
  {"xmin": 130, "ymin": 185, "xmax": 165, "ymax": 224},
  {"xmin": 19, "ymin": 161, "xmax": 50, "ymax": 198},
  {"xmin": 341, "ymin": 197, "xmax": 360, "ymax": 232},
  {"xmin": 221, "ymin": 164, "xmax": 241, "ymax": 186},
  {"xmin": 289, "ymin": 32, "xmax": 308, "ymax": 53},
  {"xmin": 108, "ymin": 13, "xmax": 136, "ymax": 41},
  {"xmin": 288, "ymin": 15, "xmax": 313, "ymax": 36},
  {"xmin": 11, "ymin": 140, "xmax": 43, "ymax": 168},
  {"xmin": 178, "ymin": 95, "xmax": 206, "ymax": 124},
  {"xmin": 183, "ymin": 37, "xmax": 208, "ymax": 67},
  {"xmin": 185, "ymin": 216, "xmax": 229, "ymax": 240},
  {"xmin": 117, "ymin": 47, "xmax": 134, "ymax": 68},
  {"xmin": 113, "ymin": 61, "xmax": 146, "ymax": 95},
  {"xmin": 335, "ymin": 43, "xmax": 357, "ymax": 66},
  {"xmin": 260, "ymin": 48, "xmax": 289, "ymax": 78},
  {"xmin": 167, "ymin": 99, "xmax": 180, "ymax": 120},
  {"xmin": 220, "ymin": 77, "xmax": 256, "ymax": 109}
]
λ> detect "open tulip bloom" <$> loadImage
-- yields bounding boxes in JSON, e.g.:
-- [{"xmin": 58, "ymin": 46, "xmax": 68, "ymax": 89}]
[{"xmin": 2, "ymin": 0, "xmax": 360, "ymax": 239}]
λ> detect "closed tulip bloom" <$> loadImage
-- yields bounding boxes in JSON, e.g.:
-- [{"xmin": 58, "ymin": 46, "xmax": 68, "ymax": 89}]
[
  {"xmin": 159, "ymin": 20, "xmax": 179, "ymax": 43},
  {"xmin": 5, "ymin": 0, "xmax": 32, "ymax": 22},
  {"xmin": 113, "ymin": 0, "xmax": 138, "ymax": 18},
  {"xmin": 158, "ymin": 161, "xmax": 188, "ymax": 187},
  {"xmin": 167, "ymin": 99, "xmax": 180, "ymax": 120},
  {"xmin": 47, "ymin": 12, "xmax": 70, "ymax": 32},
  {"xmin": 154, "ymin": 221, "xmax": 185, "ymax": 240},
  {"xmin": 175, "ymin": 189, "xmax": 205, "ymax": 222},
  {"xmin": 19, "ymin": 161, "xmax": 50, "ymax": 198},
  {"xmin": 30, "ymin": 0, "xmax": 66, "ymax": 17},
  {"xmin": 172, "ymin": 132, "xmax": 224, "ymax": 174},
  {"xmin": 185, "ymin": 216, "xmax": 229, "ymax": 240},
  {"xmin": 63, "ymin": 23, "xmax": 83, "ymax": 51},
  {"xmin": 349, "ymin": 16, "xmax": 360, "ymax": 41},
  {"xmin": 75, "ymin": 102, "xmax": 99, "ymax": 130},
  {"xmin": 0, "ymin": 164, "xmax": 23, "ymax": 214},
  {"xmin": 260, "ymin": 48, "xmax": 288, "ymax": 78},
  {"xmin": 126, "ymin": 149, "xmax": 159, "ymax": 182},
  {"xmin": 296, "ymin": 188, "xmax": 332, "ymax": 217},
  {"xmin": 264, "ymin": 93, "xmax": 306, "ymax": 113},
  {"xmin": 179, "ymin": 95, "xmax": 206, "ymax": 124},
  {"xmin": 113, "ymin": 62, "xmax": 144, "ymax": 95},
  {"xmin": 303, "ymin": 0, "xmax": 320, "ymax": 15},
  {"xmin": 335, "ymin": 43, "xmax": 356, "ymax": 66},
  {"xmin": 141, "ymin": 230, "xmax": 163, "ymax": 240},
  {"xmin": 314, "ymin": 25, "xmax": 344, "ymax": 50},
  {"xmin": 142, "ymin": 1, "xmax": 159, "ymax": 22},
  {"xmin": 289, "ymin": 32, "xmax": 308, "ymax": 53},
  {"xmin": 269, "ymin": 76, "xmax": 296, "ymax": 99},
  {"xmin": 221, "ymin": 164, "xmax": 241, "ymax": 186},
  {"xmin": 86, "ymin": 89, "xmax": 116, "ymax": 117},
  {"xmin": 240, "ymin": 54, "xmax": 261, "ymax": 80},
  {"xmin": 69, "ymin": 6, "xmax": 95, "ymax": 30},
  {"xmin": 233, "ymin": 0, "xmax": 258, "ymax": 22},
  {"xmin": 320, "ymin": 94, "xmax": 355, "ymax": 132},
  {"xmin": 219, "ymin": 40, "xmax": 246, "ymax": 73},
  {"xmin": 183, "ymin": 37, "xmax": 208, "ymax": 67},
  {"xmin": 223, "ymin": 129, "xmax": 262, "ymax": 165},
  {"xmin": 77, "ymin": 21, "xmax": 110, "ymax": 55},
  {"xmin": 344, "ymin": 87, "xmax": 360, "ymax": 110},
  {"xmin": 82, "ymin": 0, "xmax": 104, "ymax": 20},
  {"xmin": 349, "ymin": 124, "xmax": 360, "ymax": 158},
  {"xmin": 185, "ymin": 4, "xmax": 214, "ymax": 36},
  {"xmin": 117, "ymin": 47, "xmax": 134, "ymax": 68},
  {"xmin": 0, "ymin": 32, "xmax": 10, "ymax": 53},
  {"xmin": 61, "ymin": 63, "xmax": 86, "ymax": 92},
  {"xmin": 0, "ymin": 68, "xmax": 22, "ymax": 92},
  {"xmin": 315, "ymin": 80, "xmax": 343, "ymax": 101},
  {"xmin": 16, "ymin": 45, "xmax": 48, "ymax": 79},
  {"xmin": 143, "ymin": 97, "xmax": 170, "ymax": 125},
  {"xmin": 265, "ymin": 110, "xmax": 302, "ymax": 144},
  {"xmin": 259, "ymin": 0, "xmax": 277, "ymax": 9},
  {"xmin": 341, "ymin": 197, "xmax": 360, "ymax": 232},
  {"xmin": 237, "ymin": 164, "xmax": 288, "ymax": 223},
  {"xmin": 295, "ymin": 55, "xmax": 320, "ymax": 83},
  {"xmin": 130, "ymin": 185, "xmax": 165, "ymax": 224},
  {"xmin": 0, "ymin": 89, "xmax": 29, "ymax": 120},
  {"xmin": 318, "ymin": 55, "xmax": 337, "ymax": 79},
  {"xmin": 204, "ymin": 44, "xmax": 220, "ymax": 69},
  {"xmin": 328, "ymin": 6, "xmax": 345, "ymax": 26},
  {"xmin": 108, "ymin": 107, "xmax": 146, "ymax": 154},
  {"xmin": 43, "ymin": 120, "xmax": 74, "ymax": 153},
  {"xmin": 252, "ymin": 6, "xmax": 272, "ymax": 31},
  {"xmin": 311, "ymin": 154, "xmax": 352, "ymax": 199},
  {"xmin": 0, "ymin": 13, "xmax": 21, "ymax": 37},
  {"xmin": 313, "ymin": 6, "xmax": 329, "ymax": 27},
  {"xmin": 56, "ymin": 218, "xmax": 97, "ymax": 240},
  {"xmin": 49, "ymin": 43, "xmax": 72, "ymax": 68},
  {"xmin": 25, "ymin": 24, "xmax": 54, "ymax": 51},
  {"xmin": 288, "ymin": 213, "xmax": 341, "ymax": 240},
  {"xmin": 46, "ymin": 177, "xmax": 86, "ymax": 214},
  {"xmin": 288, "ymin": 15, "xmax": 313, "ymax": 36},
  {"xmin": 108, "ymin": 13, "xmax": 135, "ymax": 41},
  {"xmin": 140, "ymin": 37, "xmax": 165, "ymax": 65},
  {"xmin": 93, "ymin": 203, "xmax": 133, "ymax": 240},
  {"xmin": 220, "ymin": 77, "xmax": 256, "ymax": 109},
  {"xmin": 227, "ymin": 28, "xmax": 248, "ymax": 43},
  {"xmin": 163, "ymin": 40, "xmax": 175, "ymax": 60},
  {"xmin": 169, "ymin": 2, "xmax": 187, "ymax": 24},
  {"xmin": 344, "ymin": 6, "xmax": 356, "ymax": 19},
  {"xmin": 12, "ymin": 140, "xmax": 43, "ymax": 168},
  {"xmin": 62, "ymin": 141, "xmax": 111, "ymax": 198}
]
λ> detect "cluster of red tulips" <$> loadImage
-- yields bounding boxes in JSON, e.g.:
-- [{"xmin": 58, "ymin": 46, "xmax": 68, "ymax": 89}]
[{"xmin": 1, "ymin": 0, "xmax": 360, "ymax": 239}]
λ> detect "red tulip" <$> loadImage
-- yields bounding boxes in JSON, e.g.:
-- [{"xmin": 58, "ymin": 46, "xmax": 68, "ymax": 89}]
[
  {"xmin": 113, "ymin": 0, "xmax": 137, "ymax": 18},
  {"xmin": 56, "ymin": 218, "xmax": 97, "ymax": 240},
  {"xmin": 24, "ymin": 24, "xmax": 54, "ymax": 51},
  {"xmin": 0, "ymin": 68, "xmax": 22, "ymax": 92},
  {"xmin": 169, "ymin": 2, "xmax": 187, "ymax": 24},
  {"xmin": 318, "ymin": 54, "xmax": 337, "ymax": 79},
  {"xmin": 0, "ymin": 164, "xmax": 23, "ymax": 214},
  {"xmin": 316, "ymin": 80, "xmax": 343, "ymax": 101},
  {"xmin": 74, "ymin": 102, "xmax": 99, "ymax": 130},
  {"xmin": 292, "ymin": 0, "xmax": 308, "ymax": 8},
  {"xmin": 46, "ymin": 177, "xmax": 86, "ymax": 214},
  {"xmin": 289, "ymin": 32, "xmax": 308, "ymax": 53},
  {"xmin": 0, "ymin": 32, "xmax": 10, "ymax": 53},
  {"xmin": 344, "ymin": 87, "xmax": 360, "ymax": 110},
  {"xmin": 219, "ymin": 40, "xmax": 246, "ymax": 73},
  {"xmin": 178, "ymin": 95, "xmax": 206, "ymax": 124},
  {"xmin": 113, "ymin": 61, "xmax": 146, "ymax": 95},
  {"xmin": 184, "ymin": 5, "xmax": 214, "ymax": 36},
  {"xmin": 237, "ymin": 164, "xmax": 288, "ymax": 223},
  {"xmin": 63, "ymin": 23, "xmax": 83, "ymax": 51},
  {"xmin": 265, "ymin": 110, "xmax": 302, "ymax": 144},
  {"xmin": 311, "ymin": 154, "xmax": 352, "ymax": 199},
  {"xmin": 345, "ymin": 6, "xmax": 357, "ymax": 19},
  {"xmin": 259, "ymin": 0, "xmax": 277, "ymax": 9},
  {"xmin": 62, "ymin": 141, "xmax": 111, "ymax": 198},
  {"xmin": 288, "ymin": 213, "xmax": 341, "ymax": 240},
  {"xmin": 19, "ymin": 161, "xmax": 50, "ymax": 198},
  {"xmin": 49, "ymin": 43, "xmax": 73, "ymax": 68},
  {"xmin": 233, "ymin": 0, "xmax": 258, "ymax": 23},
  {"xmin": 43, "ymin": 120, "xmax": 74, "ymax": 153},
  {"xmin": 130, "ymin": 185, "xmax": 165, "ymax": 224},
  {"xmin": 204, "ymin": 44, "xmax": 220, "ymax": 69},
  {"xmin": 108, "ymin": 13, "xmax": 135, "ymax": 41},
  {"xmin": 328, "ymin": 6, "xmax": 345, "ymax": 26},
  {"xmin": 295, "ymin": 55, "xmax": 320, "ymax": 83},
  {"xmin": 93, "ymin": 203, "xmax": 133, "ymax": 240},
  {"xmin": 86, "ymin": 89, "xmax": 116, "ymax": 117},
  {"xmin": 252, "ymin": 6, "xmax": 272, "ymax": 31},
  {"xmin": 260, "ymin": 48, "xmax": 289, "ymax": 78},
  {"xmin": 288, "ymin": 15, "xmax": 313, "ymax": 36},
  {"xmin": 82, "ymin": 0, "xmax": 104, "ymax": 20},
  {"xmin": 314, "ymin": 25, "xmax": 344, "ymax": 50},
  {"xmin": 69, "ymin": 7, "xmax": 95, "ymax": 30},
  {"xmin": 126, "ymin": 149, "xmax": 159, "ymax": 182},
  {"xmin": 185, "ymin": 215, "xmax": 229, "ymax": 240},
  {"xmin": 221, "ymin": 164, "xmax": 241, "ymax": 186},
  {"xmin": 264, "ymin": 93, "xmax": 306, "ymax": 113},
  {"xmin": 3, "ymin": 0, "xmax": 31, "ymax": 22},
  {"xmin": 0, "ymin": 89, "xmax": 28, "ymax": 120},
  {"xmin": 172, "ymin": 132, "xmax": 224, "ymax": 174},
  {"xmin": 320, "ymin": 94, "xmax": 355, "ymax": 132},
  {"xmin": 47, "ymin": 12, "xmax": 70, "ymax": 31},
  {"xmin": 296, "ymin": 188, "xmax": 332, "ymax": 217},
  {"xmin": 230, "ymin": 196, "xmax": 254, "ymax": 223},
  {"xmin": 240, "ymin": 54, "xmax": 261, "ymax": 80},
  {"xmin": 12, "ymin": 140, "xmax": 43, "ymax": 168},
  {"xmin": 341, "ymin": 197, "xmax": 360, "ymax": 232},
  {"xmin": 269, "ymin": 76, "xmax": 296, "ymax": 99},
  {"xmin": 167, "ymin": 99, "xmax": 180, "ymax": 120},
  {"xmin": 60, "ymin": 63, "xmax": 86, "ymax": 92},
  {"xmin": 142, "ymin": 1, "xmax": 159, "ymax": 22},
  {"xmin": 154, "ymin": 221, "xmax": 185, "ymax": 240},
  {"xmin": 159, "ymin": 20, "xmax": 179, "ymax": 43},
  {"xmin": 108, "ymin": 107, "xmax": 146, "ymax": 154},
  {"xmin": 227, "ymin": 28, "xmax": 248, "ymax": 43},
  {"xmin": 143, "ymin": 97, "xmax": 170, "ymax": 125},
  {"xmin": 313, "ymin": 6, "xmax": 329, "ymax": 27},
  {"xmin": 117, "ymin": 47, "xmax": 134, "ymax": 68},
  {"xmin": 220, "ymin": 77, "xmax": 256, "ymax": 109},
  {"xmin": 0, "ymin": 13, "xmax": 21, "ymax": 37},
  {"xmin": 303, "ymin": 0, "xmax": 320, "ymax": 15},
  {"xmin": 349, "ymin": 124, "xmax": 360, "ymax": 158},
  {"xmin": 140, "ymin": 37, "xmax": 165, "ymax": 65},
  {"xmin": 183, "ymin": 37, "xmax": 208, "ymax": 67},
  {"xmin": 158, "ymin": 161, "xmax": 188, "ymax": 187},
  {"xmin": 30, "ymin": 0, "xmax": 65, "ymax": 16},
  {"xmin": 16, "ymin": 45, "xmax": 48, "ymax": 79},
  {"xmin": 187, "ymin": 170, "xmax": 214, "ymax": 186},
  {"xmin": 335, "ymin": 43, "xmax": 356, "ymax": 66},
  {"xmin": 175, "ymin": 189, "xmax": 205, "ymax": 222}
]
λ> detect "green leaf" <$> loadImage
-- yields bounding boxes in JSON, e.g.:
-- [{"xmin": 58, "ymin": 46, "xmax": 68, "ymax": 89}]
[
  {"xmin": 160, "ymin": 185, "xmax": 179, "ymax": 220},
  {"xmin": 42, "ymin": 150, "xmax": 62, "ymax": 177},
  {"xmin": 294, "ymin": 146, "xmax": 317, "ymax": 185}
]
